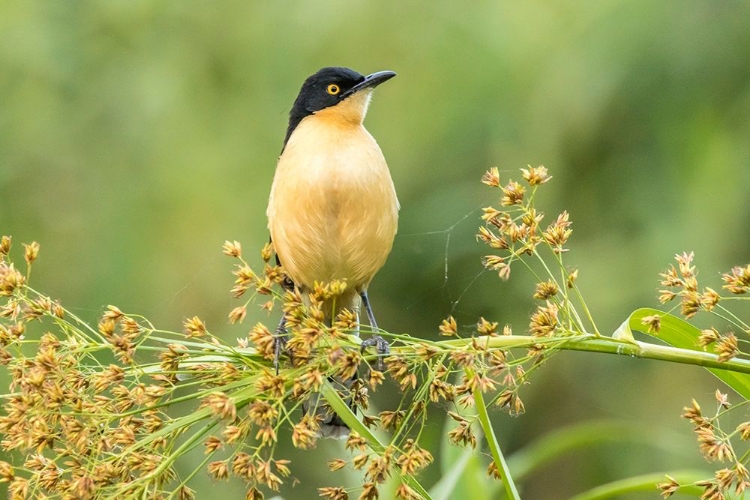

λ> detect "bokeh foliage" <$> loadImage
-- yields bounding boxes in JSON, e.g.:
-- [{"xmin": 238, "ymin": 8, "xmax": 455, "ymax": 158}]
[{"xmin": 2, "ymin": 1, "xmax": 750, "ymax": 498}]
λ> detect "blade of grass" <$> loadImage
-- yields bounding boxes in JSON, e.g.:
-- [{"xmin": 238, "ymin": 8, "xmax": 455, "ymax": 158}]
[
  {"xmin": 429, "ymin": 448, "xmax": 474, "ymax": 500},
  {"xmin": 623, "ymin": 308, "xmax": 750, "ymax": 398},
  {"xmin": 569, "ymin": 470, "xmax": 708, "ymax": 500},
  {"xmin": 471, "ymin": 371, "xmax": 521, "ymax": 500},
  {"xmin": 320, "ymin": 380, "xmax": 433, "ymax": 500}
]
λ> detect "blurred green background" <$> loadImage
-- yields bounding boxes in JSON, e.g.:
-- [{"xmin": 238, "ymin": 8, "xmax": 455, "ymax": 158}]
[{"xmin": 2, "ymin": 1, "xmax": 750, "ymax": 498}]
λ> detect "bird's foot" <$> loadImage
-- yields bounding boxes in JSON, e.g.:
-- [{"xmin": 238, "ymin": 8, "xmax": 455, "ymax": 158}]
[{"xmin": 360, "ymin": 335, "xmax": 390, "ymax": 371}]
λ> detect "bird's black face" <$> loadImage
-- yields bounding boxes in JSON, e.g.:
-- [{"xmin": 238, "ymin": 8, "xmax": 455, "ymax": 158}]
[
  {"xmin": 283, "ymin": 67, "xmax": 396, "ymax": 149},
  {"xmin": 293, "ymin": 67, "xmax": 366, "ymax": 114}
]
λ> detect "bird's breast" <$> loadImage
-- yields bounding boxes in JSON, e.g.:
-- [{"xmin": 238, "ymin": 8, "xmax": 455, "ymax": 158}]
[{"xmin": 267, "ymin": 117, "xmax": 399, "ymax": 291}]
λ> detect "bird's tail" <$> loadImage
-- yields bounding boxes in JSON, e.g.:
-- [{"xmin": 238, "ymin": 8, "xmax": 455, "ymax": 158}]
[
  {"xmin": 302, "ymin": 376, "xmax": 356, "ymax": 439},
  {"xmin": 301, "ymin": 289, "xmax": 361, "ymax": 439}
]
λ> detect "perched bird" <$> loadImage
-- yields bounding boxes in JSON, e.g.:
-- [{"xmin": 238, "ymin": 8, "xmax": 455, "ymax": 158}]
[{"xmin": 266, "ymin": 67, "xmax": 398, "ymax": 436}]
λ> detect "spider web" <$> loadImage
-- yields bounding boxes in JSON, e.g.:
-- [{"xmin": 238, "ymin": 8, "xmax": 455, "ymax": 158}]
[{"xmin": 399, "ymin": 204, "xmax": 490, "ymax": 317}]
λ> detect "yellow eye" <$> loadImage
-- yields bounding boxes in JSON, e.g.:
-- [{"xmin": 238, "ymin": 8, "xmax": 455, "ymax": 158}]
[{"xmin": 326, "ymin": 84, "xmax": 341, "ymax": 95}]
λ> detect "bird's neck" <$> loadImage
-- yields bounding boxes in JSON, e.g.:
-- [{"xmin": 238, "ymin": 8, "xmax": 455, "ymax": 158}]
[{"xmin": 312, "ymin": 90, "xmax": 373, "ymax": 127}]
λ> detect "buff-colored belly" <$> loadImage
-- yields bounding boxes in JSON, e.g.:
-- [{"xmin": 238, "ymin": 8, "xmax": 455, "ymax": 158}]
[{"xmin": 267, "ymin": 118, "xmax": 398, "ymax": 291}]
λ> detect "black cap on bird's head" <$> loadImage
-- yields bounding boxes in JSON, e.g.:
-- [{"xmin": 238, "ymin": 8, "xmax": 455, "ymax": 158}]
[{"xmin": 283, "ymin": 67, "xmax": 396, "ymax": 149}]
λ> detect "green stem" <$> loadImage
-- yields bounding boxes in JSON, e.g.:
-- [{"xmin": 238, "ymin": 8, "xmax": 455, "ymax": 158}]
[
  {"xmin": 516, "ymin": 256, "xmax": 586, "ymax": 333},
  {"xmin": 471, "ymin": 372, "xmax": 520, "ymax": 500},
  {"xmin": 142, "ymin": 419, "xmax": 219, "ymax": 485},
  {"xmin": 432, "ymin": 335, "xmax": 750, "ymax": 374},
  {"xmin": 715, "ymin": 304, "xmax": 750, "ymax": 332},
  {"xmin": 569, "ymin": 284, "xmax": 601, "ymax": 337},
  {"xmin": 24, "ymin": 286, "xmax": 107, "ymax": 343}
]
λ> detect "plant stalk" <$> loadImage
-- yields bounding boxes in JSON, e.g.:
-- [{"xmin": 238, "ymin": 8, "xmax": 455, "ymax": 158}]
[
  {"xmin": 431, "ymin": 335, "xmax": 750, "ymax": 374},
  {"xmin": 472, "ymin": 375, "xmax": 521, "ymax": 500}
]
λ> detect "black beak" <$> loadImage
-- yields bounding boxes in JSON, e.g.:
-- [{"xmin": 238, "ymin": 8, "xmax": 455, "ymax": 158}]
[{"xmin": 341, "ymin": 70, "xmax": 396, "ymax": 98}]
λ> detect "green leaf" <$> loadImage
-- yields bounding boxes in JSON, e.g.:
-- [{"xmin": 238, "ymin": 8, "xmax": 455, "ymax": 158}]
[
  {"xmin": 568, "ymin": 470, "xmax": 708, "ymax": 500},
  {"xmin": 507, "ymin": 420, "xmax": 690, "ymax": 482},
  {"xmin": 620, "ymin": 308, "xmax": 750, "ymax": 399}
]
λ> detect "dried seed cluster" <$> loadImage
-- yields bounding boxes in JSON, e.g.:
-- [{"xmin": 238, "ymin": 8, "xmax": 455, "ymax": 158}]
[
  {"xmin": 0, "ymin": 230, "xmax": 534, "ymax": 500},
  {"xmin": 1, "ymin": 241, "xmax": 186, "ymax": 498},
  {"xmin": 658, "ymin": 252, "xmax": 750, "ymax": 363},
  {"xmin": 478, "ymin": 166, "xmax": 594, "ymax": 338},
  {"xmin": 660, "ymin": 392, "xmax": 750, "ymax": 499},
  {"xmin": 221, "ymin": 232, "xmax": 544, "ymax": 498},
  {"xmin": 659, "ymin": 251, "xmax": 720, "ymax": 318},
  {"xmin": 1, "ymin": 163, "xmax": 746, "ymax": 500}
]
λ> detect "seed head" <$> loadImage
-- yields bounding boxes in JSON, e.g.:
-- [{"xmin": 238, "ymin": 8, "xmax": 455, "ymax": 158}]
[
  {"xmin": 328, "ymin": 459, "xmax": 347, "ymax": 472},
  {"xmin": 292, "ymin": 416, "xmax": 318, "ymax": 450},
  {"xmin": 203, "ymin": 436, "xmax": 223, "ymax": 454},
  {"xmin": 521, "ymin": 165, "xmax": 551, "ymax": 185},
  {"xmin": 223, "ymin": 240, "xmax": 242, "ymax": 258},
  {"xmin": 482, "ymin": 255, "xmax": 510, "ymax": 280},
  {"xmin": 228, "ymin": 305, "xmax": 247, "ymax": 324},
  {"xmin": 0, "ymin": 236, "xmax": 11, "ymax": 257},
  {"xmin": 183, "ymin": 316, "xmax": 207, "ymax": 338},
  {"xmin": 255, "ymin": 425, "xmax": 277, "ymax": 446},
  {"xmin": 500, "ymin": 180, "xmax": 525, "ymax": 206},
  {"xmin": 477, "ymin": 226, "xmax": 508, "ymax": 250},
  {"xmin": 529, "ymin": 301, "xmax": 559, "ymax": 337},
  {"xmin": 23, "ymin": 242, "xmax": 40, "ymax": 266},
  {"xmin": 0, "ymin": 460, "xmax": 13, "ymax": 483},
  {"xmin": 439, "ymin": 316, "xmax": 457, "ymax": 337},
  {"xmin": 208, "ymin": 460, "xmax": 229, "ymax": 480},
  {"xmin": 658, "ymin": 475, "xmax": 680, "ymax": 498},
  {"xmin": 722, "ymin": 264, "xmax": 750, "ymax": 294},
  {"xmin": 659, "ymin": 266, "xmax": 683, "ymax": 288},
  {"xmin": 659, "ymin": 290, "xmax": 677, "ymax": 304},
  {"xmin": 701, "ymin": 288, "xmax": 720, "ymax": 311},
  {"xmin": 396, "ymin": 483, "xmax": 422, "ymax": 500},
  {"xmin": 246, "ymin": 487, "xmax": 264, "ymax": 500},
  {"xmin": 640, "ymin": 314, "xmax": 661, "ymax": 334},
  {"xmin": 714, "ymin": 389, "xmax": 730, "ymax": 410},
  {"xmin": 256, "ymin": 372, "xmax": 286, "ymax": 399},
  {"xmin": 716, "ymin": 333, "xmax": 739, "ymax": 363},
  {"xmin": 481, "ymin": 167, "xmax": 501, "ymax": 187},
  {"xmin": 448, "ymin": 420, "xmax": 476, "ymax": 448},
  {"xmin": 566, "ymin": 269, "xmax": 578, "ymax": 288},
  {"xmin": 699, "ymin": 328, "xmax": 720, "ymax": 348},
  {"xmin": 476, "ymin": 317, "xmax": 498, "ymax": 336},
  {"xmin": 737, "ymin": 422, "xmax": 750, "ymax": 440},
  {"xmin": 378, "ymin": 411, "xmax": 405, "ymax": 432},
  {"xmin": 533, "ymin": 280, "xmax": 558, "ymax": 300},
  {"xmin": 201, "ymin": 392, "xmax": 237, "ymax": 421},
  {"xmin": 680, "ymin": 291, "xmax": 701, "ymax": 318},
  {"xmin": 318, "ymin": 486, "xmax": 349, "ymax": 500},
  {"xmin": 0, "ymin": 263, "xmax": 25, "ymax": 296},
  {"xmin": 675, "ymin": 252, "xmax": 695, "ymax": 279},
  {"xmin": 248, "ymin": 400, "xmax": 278, "ymax": 426},
  {"xmin": 260, "ymin": 241, "xmax": 273, "ymax": 262},
  {"xmin": 360, "ymin": 481, "xmax": 379, "ymax": 500},
  {"xmin": 542, "ymin": 212, "xmax": 572, "ymax": 253}
]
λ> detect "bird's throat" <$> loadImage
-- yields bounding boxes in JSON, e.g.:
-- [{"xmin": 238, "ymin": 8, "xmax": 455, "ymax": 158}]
[{"xmin": 312, "ymin": 90, "xmax": 373, "ymax": 126}]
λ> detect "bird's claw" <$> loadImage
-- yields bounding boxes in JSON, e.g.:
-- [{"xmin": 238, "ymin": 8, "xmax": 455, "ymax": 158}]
[{"xmin": 360, "ymin": 335, "xmax": 390, "ymax": 371}]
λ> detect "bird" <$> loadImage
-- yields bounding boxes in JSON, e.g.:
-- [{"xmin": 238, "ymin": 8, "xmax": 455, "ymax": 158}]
[{"xmin": 266, "ymin": 67, "xmax": 399, "ymax": 437}]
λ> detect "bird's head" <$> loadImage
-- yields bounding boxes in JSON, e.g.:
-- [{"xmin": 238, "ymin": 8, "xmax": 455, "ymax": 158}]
[{"xmin": 284, "ymin": 67, "xmax": 396, "ymax": 147}]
